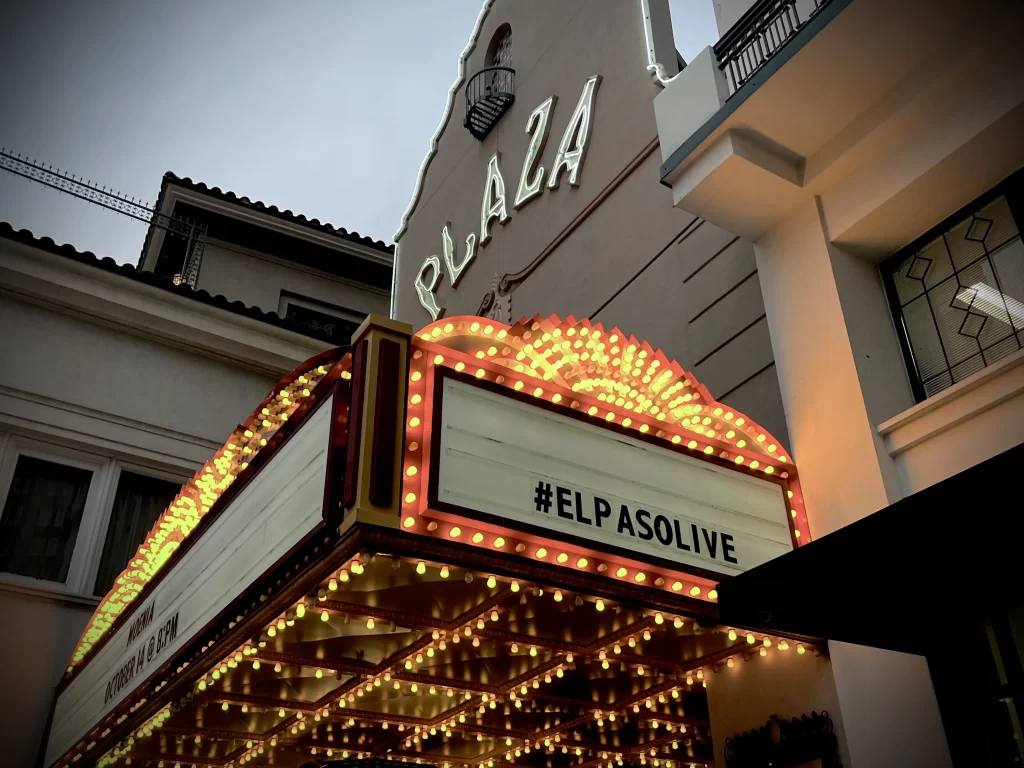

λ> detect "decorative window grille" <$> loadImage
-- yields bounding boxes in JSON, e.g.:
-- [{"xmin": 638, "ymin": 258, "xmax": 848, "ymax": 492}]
[{"xmin": 882, "ymin": 170, "xmax": 1024, "ymax": 401}]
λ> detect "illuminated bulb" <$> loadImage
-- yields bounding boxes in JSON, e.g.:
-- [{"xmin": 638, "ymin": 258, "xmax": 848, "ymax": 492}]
[
  {"xmin": 440, "ymin": 565, "xmax": 449, "ymax": 578},
  {"xmin": 472, "ymin": 532, "xmax": 484, "ymax": 543},
  {"xmin": 797, "ymin": 644, "xmax": 806, "ymax": 655},
  {"xmin": 252, "ymin": 660, "xmax": 260, "ymax": 670},
  {"xmin": 328, "ymin": 578, "xmax": 337, "ymax": 591},
  {"xmin": 511, "ymin": 580, "xmax": 520, "ymax": 592},
  {"xmin": 530, "ymin": 646, "xmax": 538, "ymax": 657},
  {"xmin": 321, "ymin": 610, "xmax": 329, "ymax": 622},
  {"xmin": 596, "ymin": 599, "xmax": 605, "ymax": 612},
  {"xmin": 487, "ymin": 575, "xmax": 496, "ymax": 588},
  {"xmin": 727, "ymin": 658, "xmax": 735, "ymax": 668},
  {"xmin": 536, "ymin": 547, "xmax": 547, "ymax": 558},
  {"xmin": 511, "ymin": 643, "xmax": 519, "ymax": 653},
  {"xmin": 557, "ymin": 552, "xmax": 568, "ymax": 563},
  {"xmin": 449, "ymin": 526, "xmax": 461, "ymax": 538},
  {"xmin": 643, "ymin": 630, "xmax": 651, "ymax": 641},
  {"xmin": 367, "ymin": 618, "xmax": 375, "ymax": 629},
  {"xmin": 763, "ymin": 637, "xmax": 772, "ymax": 648},
  {"xmin": 576, "ymin": 557, "xmax": 588, "ymax": 568},
  {"xmin": 315, "ymin": 668, "xmax": 323, "ymax": 679},
  {"xmin": 491, "ymin": 610, "xmax": 499, "ymax": 621},
  {"xmin": 296, "ymin": 603, "xmax": 306, "ymax": 618},
  {"xmin": 279, "ymin": 709, "xmax": 286, "ymax": 718},
  {"xmin": 746, "ymin": 633, "xmax": 755, "ymax": 644},
  {"xmin": 274, "ymin": 663, "xmax": 282, "ymax": 673},
  {"xmin": 654, "ymin": 613, "xmax": 664, "ymax": 625},
  {"xmin": 779, "ymin": 640, "xmax": 790, "ymax": 651},
  {"xmin": 567, "ymin": 653, "xmax": 574, "ymax": 662},
  {"xmin": 760, "ymin": 647, "xmax": 767, "ymax": 657},
  {"xmin": 554, "ymin": 590, "xmax": 563, "ymax": 602},
  {"xmin": 339, "ymin": 569, "xmax": 350, "ymax": 582},
  {"xmin": 728, "ymin": 630, "xmax": 737, "ymax": 641},
  {"xmin": 416, "ymin": 561, "xmax": 426, "ymax": 575},
  {"xmin": 637, "ymin": 665, "xmax": 645, "ymax": 676}
]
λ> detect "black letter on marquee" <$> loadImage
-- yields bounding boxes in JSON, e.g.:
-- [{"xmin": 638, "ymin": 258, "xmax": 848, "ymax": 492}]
[
  {"xmin": 574, "ymin": 491, "xmax": 592, "ymax": 525},
  {"xmin": 722, "ymin": 533, "xmax": 737, "ymax": 563},
  {"xmin": 617, "ymin": 505, "xmax": 636, "ymax": 537},
  {"xmin": 636, "ymin": 509, "xmax": 654, "ymax": 541},
  {"xmin": 702, "ymin": 529, "xmax": 719, "ymax": 559},
  {"xmin": 556, "ymin": 487, "xmax": 573, "ymax": 520},
  {"xmin": 594, "ymin": 497, "xmax": 611, "ymax": 528},
  {"xmin": 691, "ymin": 524, "xmax": 701, "ymax": 554},
  {"xmin": 673, "ymin": 519, "xmax": 691, "ymax": 551},
  {"xmin": 653, "ymin": 515, "xmax": 673, "ymax": 545}
]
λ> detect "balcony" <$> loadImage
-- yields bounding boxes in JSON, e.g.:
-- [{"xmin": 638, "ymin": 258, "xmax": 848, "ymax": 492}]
[
  {"xmin": 464, "ymin": 67, "xmax": 516, "ymax": 141},
  {"xmin": 655, "ymin": 0, "xmax": 1024, "ymax": 249}
]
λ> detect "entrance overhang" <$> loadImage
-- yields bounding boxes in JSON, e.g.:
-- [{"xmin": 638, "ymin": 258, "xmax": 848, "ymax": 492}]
[
  {"xmin": 44, "ymin": 314, "xmax": 822, "ymax": 768},
  {"xmin": 717, "ymin": 441, "xmax": 1024, "ymax": 656}
]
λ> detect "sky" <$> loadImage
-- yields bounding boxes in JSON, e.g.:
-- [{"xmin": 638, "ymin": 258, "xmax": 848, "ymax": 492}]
[{"xmin": 0, "ymin": 0, "xmax": 718, "ymax": 265}]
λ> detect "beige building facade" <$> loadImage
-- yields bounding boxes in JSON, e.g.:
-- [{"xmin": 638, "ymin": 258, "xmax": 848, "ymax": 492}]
[{"xmin": 392, "ymin": 0, "xmax": 791, "ymax": 450}]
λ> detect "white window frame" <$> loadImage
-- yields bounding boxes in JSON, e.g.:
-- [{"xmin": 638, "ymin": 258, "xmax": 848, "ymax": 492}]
[
  {"xmin": 0, "ymin": 432, "xmax": 190, "ymax": 601},
  {"xmin": 83, "ymin": 461, "xmax": 187, "ymax": 597}
]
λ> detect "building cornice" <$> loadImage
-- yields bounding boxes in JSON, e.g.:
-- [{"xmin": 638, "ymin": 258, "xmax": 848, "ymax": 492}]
[{"xmin": 1, "ymin": 238, "xmax": 333, "ymax": 378}]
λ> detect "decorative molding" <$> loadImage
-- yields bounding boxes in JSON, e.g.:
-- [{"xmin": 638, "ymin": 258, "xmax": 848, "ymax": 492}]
[
  {"xmin": 0, "ymin": 384, "xmax": 219, "ymax": 470},
  {"xmin": 878, "ymin": 347, "xmax": 1024, "ymax": 456},
  {"xmin": 1, "ymin": 240, "xmax": 332, "ymax": 377},
  {"xmin": 725, "ymin": 711, "xmax": 841, "ymax": 768}
]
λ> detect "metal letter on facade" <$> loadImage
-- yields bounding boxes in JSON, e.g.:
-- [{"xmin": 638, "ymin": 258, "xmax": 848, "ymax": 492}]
[
  {"xmin": 548, "ymin": 75, "xmax": 602, "ymax": 189},
  {"xmin": 414, "ymin": 255, "xmax": 444, "ymax": 321},
  {"xmin": 480, "ymin": 152, "xmax": 511, "ymax": 246},
  {"xmin": 513, "ymin": 96, "xmax": 556, "ymax": 210},
  {"xmin": 442, "ymin": 223, "xmax": 477, "ymax": 287}
]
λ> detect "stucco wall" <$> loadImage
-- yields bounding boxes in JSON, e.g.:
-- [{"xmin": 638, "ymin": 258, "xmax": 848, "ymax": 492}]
[
  {"xmin": 0, "ymin": 591, "xmax": 93, "ymax": 768},
  {"xmin": 394, "ymin": 0, "xmax": 790, "ymax": 448},
  {"xmin": 196, "ymin": 240, "xmax": 389, "ymax": 318},
  {"xmin": 0, "ymin": 295, "xmax": 281, "ymax": 767}
]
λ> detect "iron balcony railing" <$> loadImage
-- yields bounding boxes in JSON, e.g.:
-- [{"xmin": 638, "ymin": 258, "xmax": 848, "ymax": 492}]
[
  {"xmin": 713, "ymin": 0, "xmax": 833, "ymax": 95},
  {"xmin": 464, "ymin": 66, "xmax": 515, "ymax": 141}
]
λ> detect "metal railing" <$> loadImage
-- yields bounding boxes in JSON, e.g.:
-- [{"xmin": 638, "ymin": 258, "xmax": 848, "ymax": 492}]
[
  {"xmin": 0, "ymin": 148, "xmax": 207, "ymax": 287},
  {"xmin": 714, "ymin": 0, "xmax": 831, "ymax": 95},
  {"xmin": 464, "ymin": 66, "xmax": 515, "ymax": 140}
]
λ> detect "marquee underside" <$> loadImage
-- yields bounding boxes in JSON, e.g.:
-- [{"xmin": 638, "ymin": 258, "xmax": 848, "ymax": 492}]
[{"xmin": 91, "ymin": 527, "xmax": 816, "ymax": 768}]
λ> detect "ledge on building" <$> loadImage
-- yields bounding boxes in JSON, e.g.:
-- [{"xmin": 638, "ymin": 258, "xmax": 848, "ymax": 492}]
[{"xmin": 654, "ymin": 0, "xmax": 1024, "ymax": 246}]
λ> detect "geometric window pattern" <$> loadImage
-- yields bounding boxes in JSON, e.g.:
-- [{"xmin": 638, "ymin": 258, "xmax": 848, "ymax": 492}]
[{"xmin": 883, "ymin": 180, "xmax": 1024, "ymax": 401}]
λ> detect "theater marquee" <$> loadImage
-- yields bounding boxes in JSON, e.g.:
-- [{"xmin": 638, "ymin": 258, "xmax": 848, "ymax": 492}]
[
  {"xmin": 434, "ymin": 375, "xmax": 792, "ymax": 578},
  {"xmin": 401, "ymin": 313, "xmax": 810, "ymax": 596}
]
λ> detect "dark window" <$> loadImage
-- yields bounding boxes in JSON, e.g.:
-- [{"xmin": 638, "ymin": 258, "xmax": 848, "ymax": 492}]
[
  {"xmin": 882, "ymin": 169, "xmax": 1024, "ymax": 401},
  {"xmin": 93, "ymin": 471, "xmax": 181, "ymax": 596},
  {"xmin": 285, "ymin": 303, "xmax": 363, "ymax": 345},
  {"xmin": 0, "ymin": 456, "xmax": 92, "ymax": 582}
]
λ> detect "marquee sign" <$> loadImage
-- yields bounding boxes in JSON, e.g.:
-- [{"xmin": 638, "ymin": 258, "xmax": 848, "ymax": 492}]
[
  {"xmin": 435, "ymin": 375, "xmax": 792, "ymax": 578},
  {"xmin": 401, "ymin": 314, "xmax": 811, "ymax": 595},
  {"xmin": 46, "ymin": 392, "xmax": 338, "ymax": 766},
  {"xmin": 413, "ymin": 76, "xmax": 601, "ymax": 321}
]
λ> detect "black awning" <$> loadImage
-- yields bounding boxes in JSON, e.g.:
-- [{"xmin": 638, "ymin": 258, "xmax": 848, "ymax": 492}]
[{"xmin": 716, "ymin": 441, "xmax": 1024, "ymax": 656}]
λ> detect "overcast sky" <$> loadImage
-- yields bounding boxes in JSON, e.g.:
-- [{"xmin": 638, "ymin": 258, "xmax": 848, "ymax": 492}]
[{"xmin": 0, "ymin": 0, "xmax": 718, "ymax": 265}]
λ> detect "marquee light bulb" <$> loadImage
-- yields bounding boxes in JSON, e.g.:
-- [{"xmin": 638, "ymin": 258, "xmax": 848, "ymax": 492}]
[
  {"xmin": 728, "ymin": 630, "xmax": 737, "ymax": 641},
  {"xmin": 530, "ymin": 646, "xmax": 538, "ymax": 657},
  {"xmin": 760, "ymin": 647, "xmax": 767, "ymax": 657},
  {"xmin": 274, "ymin": 662, "xmax": 282, "ymax": 673},
  {"xmin": 511, "ymin": 580, "xmax": 520, "ymax": 592},
  {"xmin": 296, "ymin": 603, "xmax": 306, "ymax": 618},
  {"xmin": 554, "ymin": 590, "xmax": 563, "ymax": 602},
  {"xmin": 367, "ymin": 618, "xmax": 376, "ymax": 629},
  {"xmin": 746, "ymin": 633, "xmax": 755, "ymax": 644},
  {"xmin": 797, "ymin": 644, "xmax": 806, "ymax": 654},
  {"xmin": 416, "ymin": 561, "xmax": 426, "ymax": 575},
  {"xmin": 321, "ymin": 611, "xmax": 329, "ymax": 622},
  {"xmin": 596, "ymin": 600, "xmax": 605, "ymax": 612},
  {"xmin": 315, "ymin": 668, "xmax": 323, "ymax": 679},
  {"xmin": 252, "ymin": 660, "xmax": 260, "ymax": 670},
  {"xmin": 440, "ymin": 565, "xmax": 450, "ymax": 578},
  {"xmin": 487, "ymin": 576, "xmax": 497, "ymax": 588},
  {"xmin": 654, "ymin": 613, "xmax": 664, "ymax": 625}
]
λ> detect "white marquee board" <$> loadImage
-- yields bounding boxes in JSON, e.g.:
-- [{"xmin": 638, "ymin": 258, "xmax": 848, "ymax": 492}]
[
  {"xmin": 45, "ymin": 394, "xmax": 334, "ymax": 768},
  {"xmin": 436, "ymin": 378, "xmax": 792, "ymax": 577}
]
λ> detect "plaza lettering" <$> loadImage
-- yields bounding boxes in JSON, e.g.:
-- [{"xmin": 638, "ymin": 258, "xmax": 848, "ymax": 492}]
[
  {"xmin": 534, "ymin": 480, "xmax": 738, "ymax": 567},
  {"xmin": 415, "ymin": 74, "xmax": 602, "ymax": 320},
  {"xmin": 104, "ymin": 610, "xmax": 178, "ymax": 705}
]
